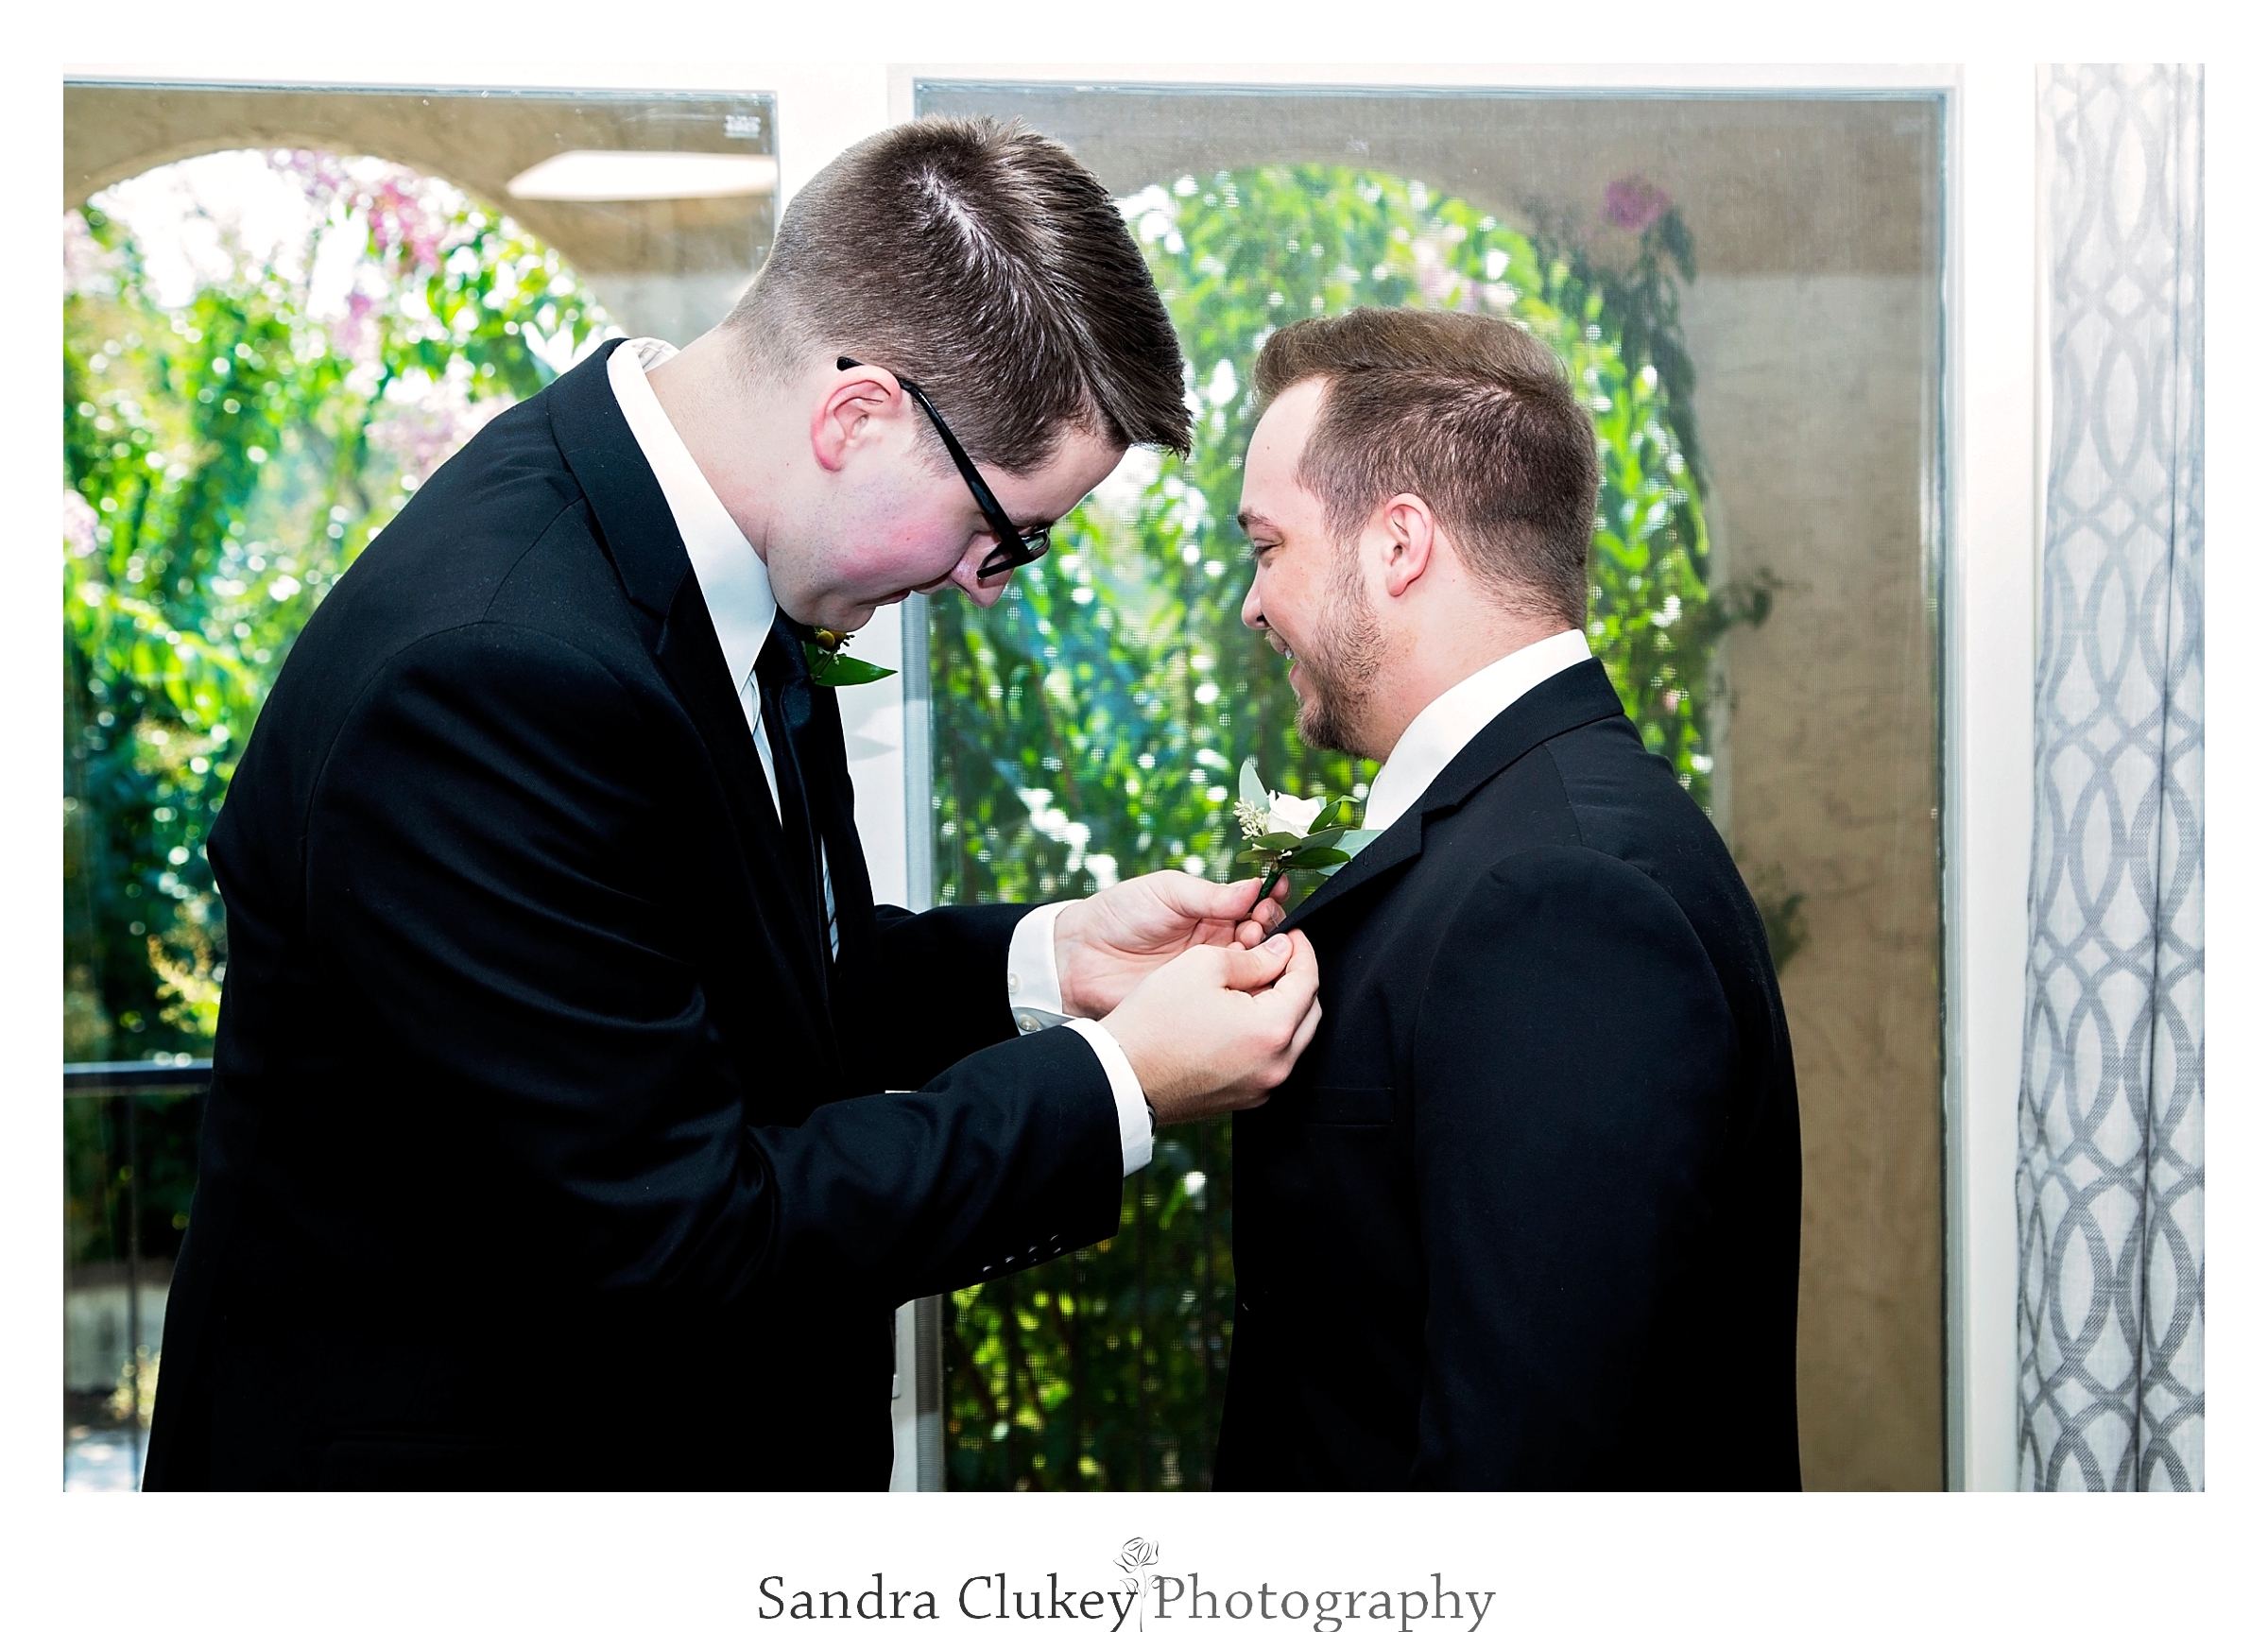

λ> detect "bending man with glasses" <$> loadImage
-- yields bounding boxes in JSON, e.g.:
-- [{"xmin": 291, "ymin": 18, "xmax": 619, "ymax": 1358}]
[{"xmin": 146, "ymin": 117, "xmax": 1320, "ymax": 1491}]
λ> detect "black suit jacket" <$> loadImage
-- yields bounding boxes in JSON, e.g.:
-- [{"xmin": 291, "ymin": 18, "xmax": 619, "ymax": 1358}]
[
  {"xmin": 145, "ymin": 341, "xmax": 1123, "ymax": 1490},
  {"xmin": 1213, "ymin": 660, "xmax": 1801, "ymax": 1490}
]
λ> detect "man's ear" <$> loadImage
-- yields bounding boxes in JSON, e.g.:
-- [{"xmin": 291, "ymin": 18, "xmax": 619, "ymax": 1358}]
[
  {"xmin": 1379, "ymin": 493, "xmax": 1439, "ymax": 598},
  {"xmin": 811, "ymin": 367, "xmax": 903, "ymax": 474}
]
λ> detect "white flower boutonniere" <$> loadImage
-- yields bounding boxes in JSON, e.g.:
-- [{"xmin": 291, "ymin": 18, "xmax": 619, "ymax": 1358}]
[{"xmin": 1230, "ymin": 758, "xmax": 1379, "ymax": 898}]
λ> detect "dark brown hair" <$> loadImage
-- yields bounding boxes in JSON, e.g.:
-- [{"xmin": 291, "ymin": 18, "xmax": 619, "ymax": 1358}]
[
  {"xmin": 1252, "ymin": 308, "xmax": 1598, "ymax": 627},
  {"xmin": 726, "ymin": 116, "xmax": 1190, "ymax": 472}
]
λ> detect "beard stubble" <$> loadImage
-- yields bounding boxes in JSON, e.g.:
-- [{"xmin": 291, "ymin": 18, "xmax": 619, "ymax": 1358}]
[{"xmin": 1292, "ymin": 552, "xmax": 1386, "ymax": 755}]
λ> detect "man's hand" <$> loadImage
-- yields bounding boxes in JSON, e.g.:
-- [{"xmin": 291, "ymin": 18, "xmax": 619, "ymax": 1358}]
[
  {"xmin": 1054, "ymin": 870, "xmax": 1291, "ymax": 1018},
  {"xmin": 1101, "ymin": 931, "xmax": 1321, "ymax": 1125}
]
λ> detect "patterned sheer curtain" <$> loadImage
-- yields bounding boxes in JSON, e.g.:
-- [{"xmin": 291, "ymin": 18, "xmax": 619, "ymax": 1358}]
[{"xmin": 2017, "ymin": 64, "xmax": 2204, "ymax": 1492}]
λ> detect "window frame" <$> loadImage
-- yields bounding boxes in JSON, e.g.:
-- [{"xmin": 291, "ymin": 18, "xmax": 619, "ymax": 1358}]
[{"xmin": 876, "ymin": 62, "xmax": 2036, "ymax": 1494}]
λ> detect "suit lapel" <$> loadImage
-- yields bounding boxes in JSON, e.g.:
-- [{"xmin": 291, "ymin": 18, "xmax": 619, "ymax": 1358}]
[
  {"xmin": 1278, "ymin": 811, "xmax": 1423, "ymax": 935},
  {"xmin": 546, "ymin": 341, "xmax": 836, "ymax": 1065},
  {"xmin": 653, "ymin": 578, "xmax": 833, "ymax": 1005},
  {"xmin": 1280, "ymin": 659, "xmax": 1631, "ymax": 936}
]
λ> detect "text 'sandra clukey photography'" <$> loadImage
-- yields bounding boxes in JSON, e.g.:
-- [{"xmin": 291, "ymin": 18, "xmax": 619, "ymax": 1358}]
[{"xmin": 757, "ymin": 1541, "xmax": 1498, "ymax": 1632}]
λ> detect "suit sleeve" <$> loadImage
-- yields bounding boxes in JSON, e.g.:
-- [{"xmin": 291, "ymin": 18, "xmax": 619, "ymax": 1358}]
[
  {"xmin": 304, "ymin": 622, "xmax": 1120, "ymax": 1313},
  {"xmin": 866, "ymin": 902, "xmax": 1032, "ymax": 1090},
  {"xmin": 1408, "ymin": 845, "xmax": 1738, "ymax": 1488}
]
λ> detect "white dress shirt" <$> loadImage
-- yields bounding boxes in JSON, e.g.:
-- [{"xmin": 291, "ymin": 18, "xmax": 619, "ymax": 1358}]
[
  {"xmin": 1362, "ymin": 627, "xmax": 1595, "ymax": 833},
  {"xmin": 607, "ymin": 339, "xmax": 1151, "ymax": 1175}
]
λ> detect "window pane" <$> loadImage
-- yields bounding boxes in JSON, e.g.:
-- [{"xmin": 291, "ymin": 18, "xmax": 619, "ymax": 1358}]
[
  {"xmin": 918, "ymin": 83, "xmax": 1945, "ymax": 1491},
  {"xmin": 60, "ymin": 82, "xmax": 776, "ymax": 1487}
]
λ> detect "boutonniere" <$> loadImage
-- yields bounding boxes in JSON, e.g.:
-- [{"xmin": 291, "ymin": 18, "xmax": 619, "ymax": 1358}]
[
  {"xmin": 1230, "ymin": 759, "xmax": 1380, "ymax": 898},
  {"xmin": 802, "ymin": 628, "xmax": 897, "ymax": 687}
]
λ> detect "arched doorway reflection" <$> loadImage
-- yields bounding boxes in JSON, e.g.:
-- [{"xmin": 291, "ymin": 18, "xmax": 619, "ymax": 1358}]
[
  {"xmin": 932, "ymin": 161, "xmax": 1739, "ymax": 1490},
  {"xmin": 921, "ymin": 79, "xmax": 1949, "ymax": 1492},
  {"xmin": 60, "ymin": 89, "xmax": 781, "ymax": 1483}
]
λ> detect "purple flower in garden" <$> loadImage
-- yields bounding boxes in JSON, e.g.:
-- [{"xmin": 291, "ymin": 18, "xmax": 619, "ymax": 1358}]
[
  {"xmin": 1603, "ymin": 175, "xmax": 1672, "ymax": 233},
  {"xmin": 63, "ymin": 211, "xmax": 119, "ymax": 297},
  {"xmin": 329, "ymin": 288, "xmax": 379, "ymax": 365},
  {"xmin": 368, "ymin": 177, "xmax": 446, "ymax": 271},
  {"xmin": 64, "ymin": 489, "xmax": 100, "ymax": 557},
  {"xmin": 279, "ymin": 149, "xmax": 456, "ymax": 274},
  {"xmin": 276, "ymin": 147, "xmax": 350, "ymax": 210},
  {"xmin": 368, "ymin": 380, "xmax": 514, "ymax": 487},
  {"xmin": 1412, "ymin": 235, "xmax": 1462, "ymax": 308}
]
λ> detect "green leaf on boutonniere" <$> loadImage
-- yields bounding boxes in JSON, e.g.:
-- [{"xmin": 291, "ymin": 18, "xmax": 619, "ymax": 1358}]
[
  {"xmin": 1288, "ymin": 848, "xmax": 1351, "ymax": 870},
  {"xmin": 802, "ymin": 643, "xmax": 898, "ymax": 687},
  {"xmin": 1337, "ymin": 829, "xmax": 1383, "ymax": 859}
]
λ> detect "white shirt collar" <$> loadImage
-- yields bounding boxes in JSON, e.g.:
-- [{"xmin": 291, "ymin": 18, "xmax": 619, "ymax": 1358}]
[
  {"xmin": 1361, "ymin": 628, "xmax": 1595, "ymax": 833},
  {"xmin": 607, "ymin": 337, "xmax": 775, "ymax": 727}
]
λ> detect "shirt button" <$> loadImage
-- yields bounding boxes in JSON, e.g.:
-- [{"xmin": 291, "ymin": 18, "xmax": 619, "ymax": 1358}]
[
  {"xmin": 1007, "ymin": 972, "xmax": 1022, "ymax": 994},
  {"xmin": 1018, "ymin": 1015, "xmax": 1040, "ymax": 1034}
]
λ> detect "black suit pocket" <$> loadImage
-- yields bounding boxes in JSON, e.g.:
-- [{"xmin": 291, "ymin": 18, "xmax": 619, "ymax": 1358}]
[{"xmin": 1299, "ymin": 1085, "xmax": 1396, "ymax": 1126}]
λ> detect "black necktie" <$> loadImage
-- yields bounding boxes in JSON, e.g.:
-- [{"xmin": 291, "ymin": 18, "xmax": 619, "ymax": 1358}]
[
  {"xmin": 754, "ymin": 612, "xmax": 824, "ymax": 958},
  {"xmin": 756, "ymin": 610, "xmax": 882, "ymax": 1061}
]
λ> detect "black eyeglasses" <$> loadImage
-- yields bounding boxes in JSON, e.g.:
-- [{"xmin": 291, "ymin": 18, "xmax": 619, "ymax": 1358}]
[{"xmin": 837, "ymin": 356, "xmax": 1052, "ymax": 583}]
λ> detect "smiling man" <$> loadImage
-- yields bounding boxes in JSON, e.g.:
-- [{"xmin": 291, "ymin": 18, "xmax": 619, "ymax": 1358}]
[
  {"xmin": 145, "ymin": 117, "xmax": 1319, "ymax": 1491},
  {"xmin": 1215, "ymin": 307, "xmax": 1801, "ymax": 1490}
]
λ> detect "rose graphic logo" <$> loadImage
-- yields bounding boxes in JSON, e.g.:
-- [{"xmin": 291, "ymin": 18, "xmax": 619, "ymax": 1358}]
[
  {"xmin": 1118, "ymin": 1539, "xmax": 1160, "ymax": 1575},
  {"xmin": 1118, "ymin": 1539, "xmax": 1161, "ymax": 1632}
]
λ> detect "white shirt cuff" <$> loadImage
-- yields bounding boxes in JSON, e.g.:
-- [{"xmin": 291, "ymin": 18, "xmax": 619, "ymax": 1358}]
[
  {"xmin": 1065, "ymin": 1018, "xmax": 1154, "ymax": 1177},
  {"xmin": 1004, "ymin": 902, "xmax": 1151, "ymax": 1175},
  {"xmin": 1005, "ymin": 900, "xmax": 1073, "ymax": 1016}
]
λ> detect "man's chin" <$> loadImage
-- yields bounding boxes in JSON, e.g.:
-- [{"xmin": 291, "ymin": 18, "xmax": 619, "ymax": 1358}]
[
  {"xmin": 798, "ymin": 600, "xmax": 880, "ymax": 633},
  {"xmin": 1295, "ymin": 696, "xmax": 1357, "ymax": 757}
]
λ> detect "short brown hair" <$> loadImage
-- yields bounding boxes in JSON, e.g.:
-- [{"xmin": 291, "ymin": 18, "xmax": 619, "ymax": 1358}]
[
  {"xmin": 727, "ymin": 116, "xmax": 1190, "ymax": 472},
  {"xmin": 1252, "ymin": 308, "xmax": 1598, "ymax": 627}
]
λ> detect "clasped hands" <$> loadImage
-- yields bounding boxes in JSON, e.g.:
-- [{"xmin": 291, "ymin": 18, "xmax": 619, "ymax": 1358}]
[{"xmin": 1050, "ymin": 871, "xmax": 1318, "ymax": 1126}]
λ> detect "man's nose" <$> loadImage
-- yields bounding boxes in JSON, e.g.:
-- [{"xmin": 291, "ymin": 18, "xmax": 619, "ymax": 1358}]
[
  {"xmin": 1241, "ymin": 574, "xmax": 1266, "ymax": 631},
  {"xmin": 950, "ymin": 537, "xmax": 1008, "ymax": 609}
]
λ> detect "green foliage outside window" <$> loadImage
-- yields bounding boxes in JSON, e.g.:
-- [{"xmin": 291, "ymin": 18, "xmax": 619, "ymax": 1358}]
[
  {"xmin": 932, "ymin": 164, "xmax": 1769, "ymax": 1488},
  {"xmin": 62, "ymin": 153, "xmax": 608, "ymax": 1070},
  {"xmin": 62, "ymin": 155, "xmax": 608, "ymax": 1286}
]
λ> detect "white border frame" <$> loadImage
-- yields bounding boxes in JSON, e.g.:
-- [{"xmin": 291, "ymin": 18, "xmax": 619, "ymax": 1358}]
[{"xmin": 42, "ymin": 58, "xmax": 2040, "ymax": 1495}]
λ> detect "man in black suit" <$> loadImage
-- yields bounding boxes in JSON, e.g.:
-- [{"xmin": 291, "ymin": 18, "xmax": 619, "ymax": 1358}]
[
  {"xmin": 1212, "ymin": 308, "xmax": 1801, "ymax": 1490},
  {"xmin": 145, "ymin": 118, "xmax": 1318, "ymax": 1491}
]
